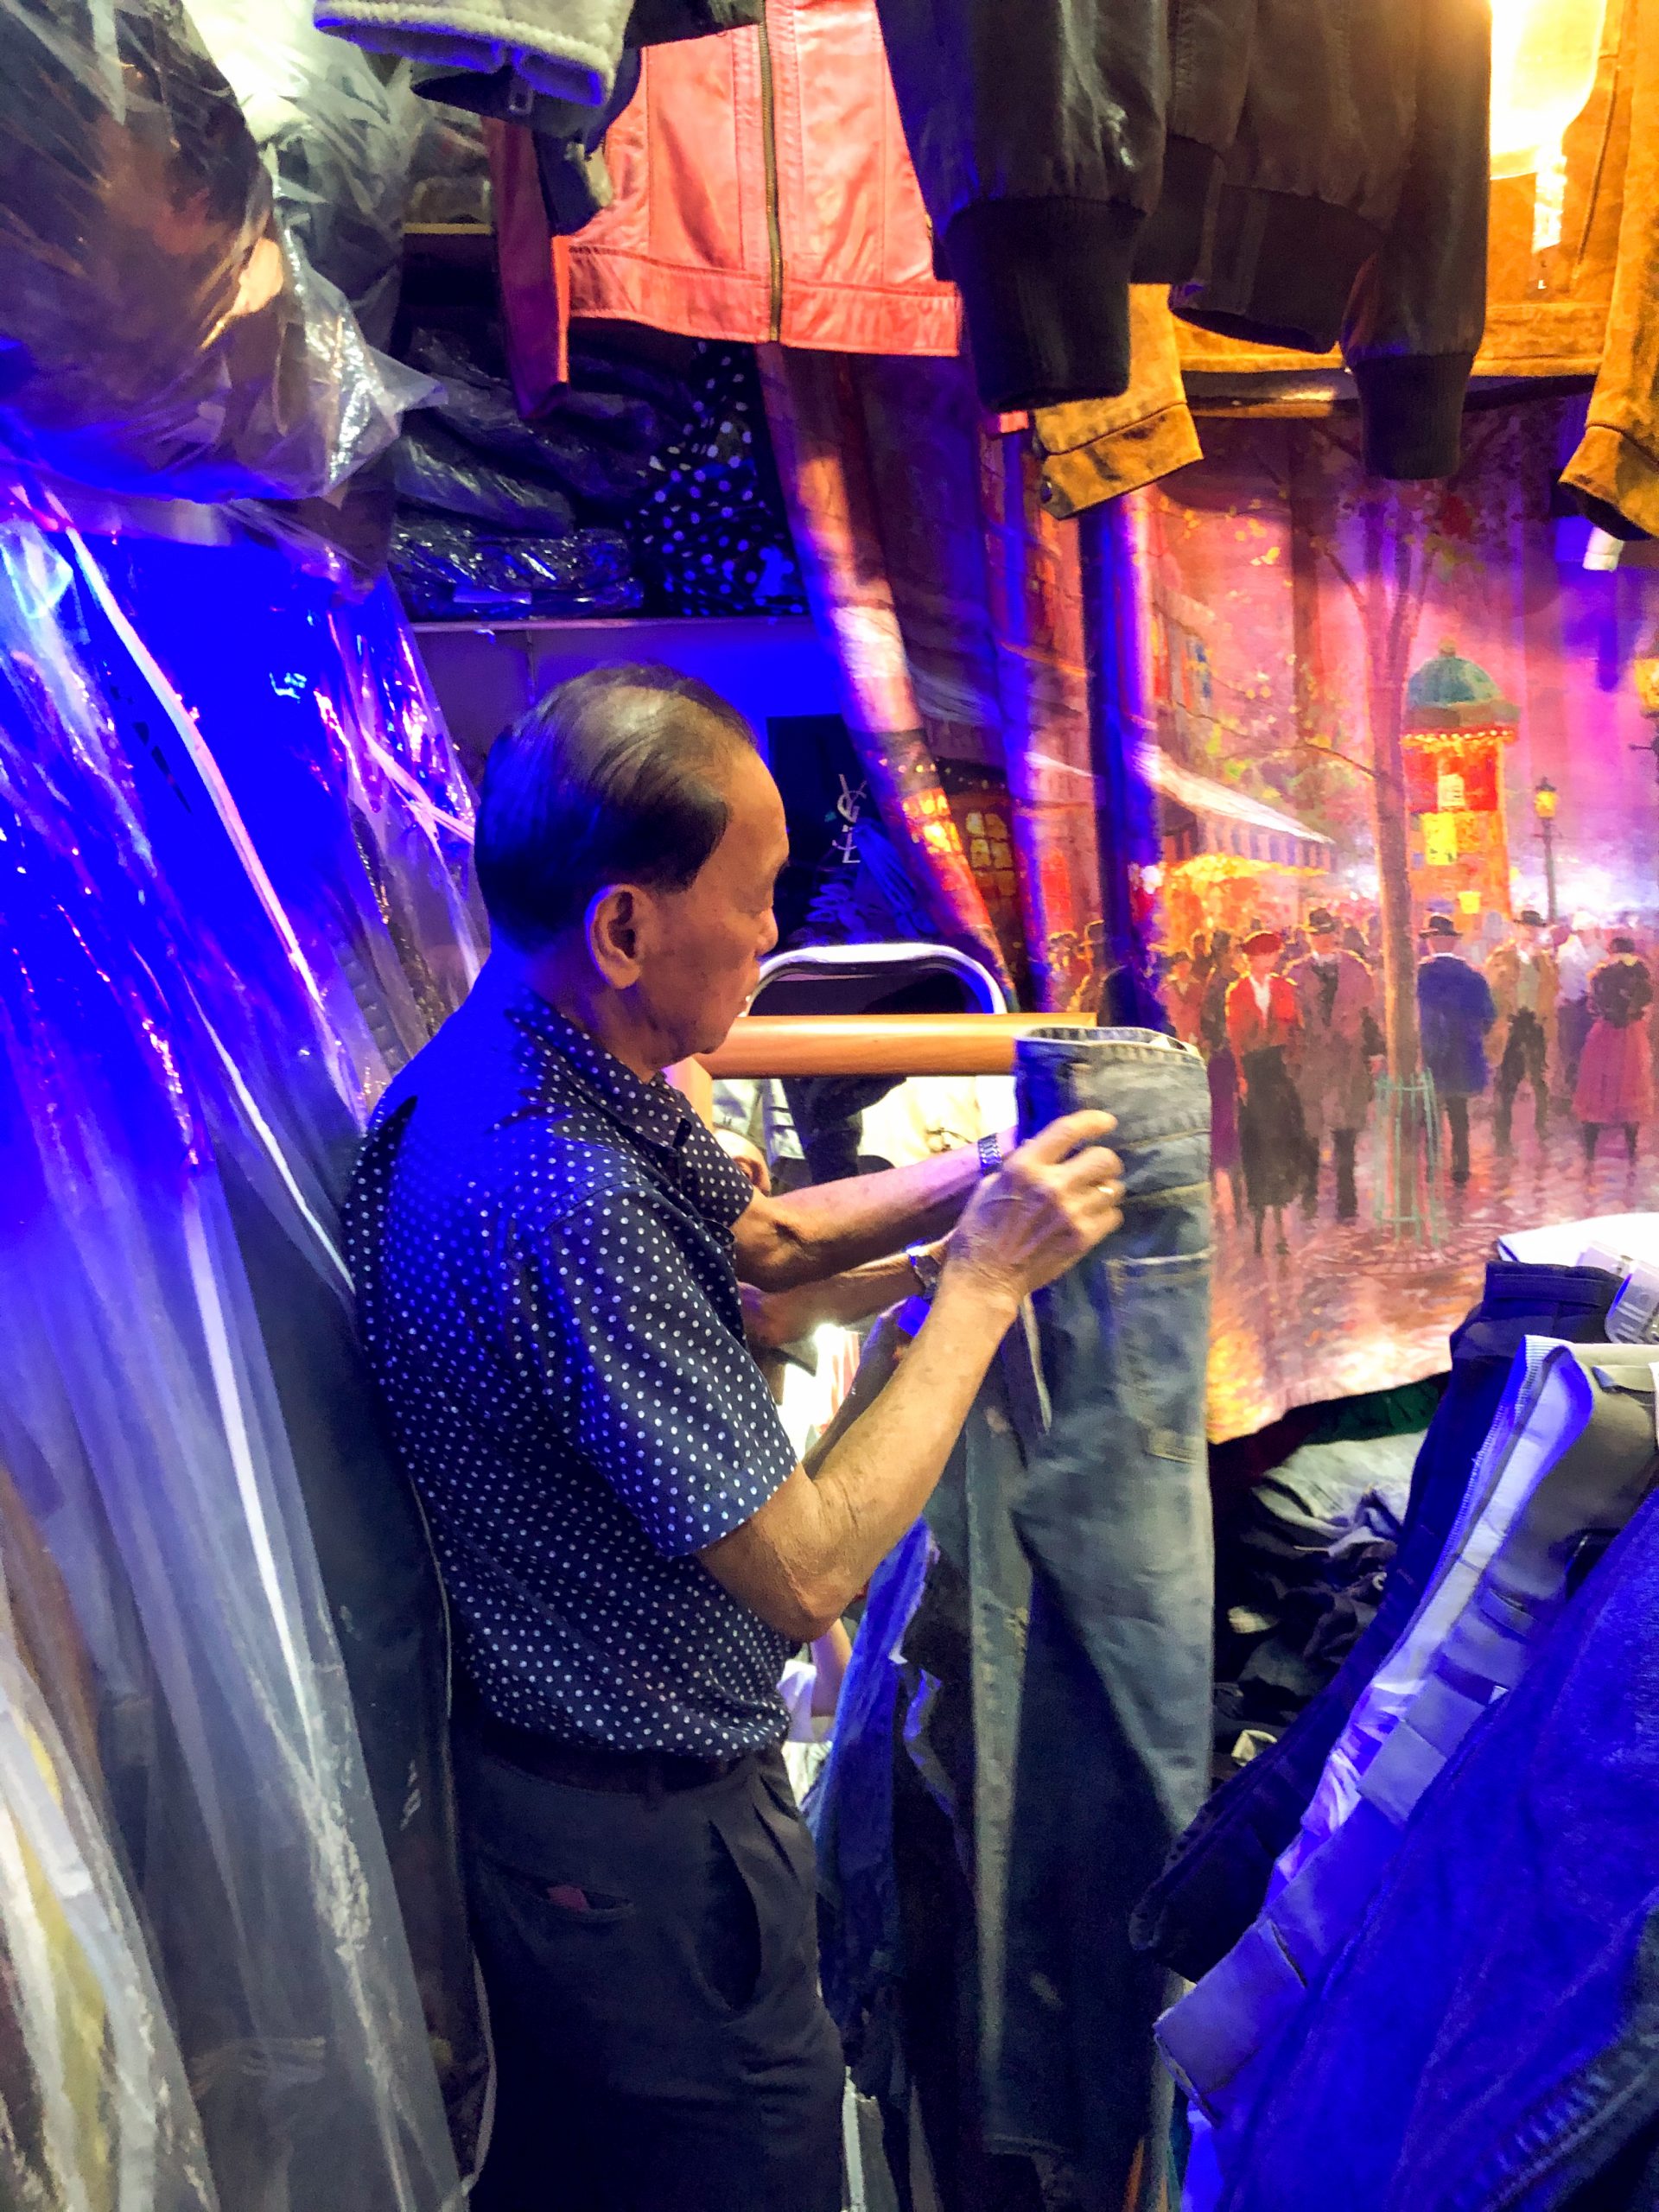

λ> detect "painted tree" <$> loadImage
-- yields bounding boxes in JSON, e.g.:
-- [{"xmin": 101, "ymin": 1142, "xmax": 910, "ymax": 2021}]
[{"xmin": 1286, "ymin": 412, "xmax": 1529, "ymax": 1080}]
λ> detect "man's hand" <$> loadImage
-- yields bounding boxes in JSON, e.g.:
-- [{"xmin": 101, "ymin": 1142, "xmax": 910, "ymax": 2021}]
[
  {"xmin": 944, "ymin": 1109, "xmax": 1122, "ymax": 1311},
  {"xmin": 701, "ymin": 1109, "xmax": 1124, "ymax": 1643}
]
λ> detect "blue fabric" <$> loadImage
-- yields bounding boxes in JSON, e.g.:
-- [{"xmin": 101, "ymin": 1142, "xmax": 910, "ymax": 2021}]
[
  {"xmin": 1134, "ymin": 1259, "xmax": 1619, "ymax": 1986},
  {"xmin": 988, "ymin": 1029, "xmax": 1214, "ymax": 2207},
  {"xmin": 1160, "ymin": 1340, "xmax": 1659, "ymax": 2200},
  {"xmin": 1225, "ymin": 1482, "xmax": 1659, "ymax": 2212},
  {"xmin": 811, "ymin": 1516, "xmax": 936, "ymax": 2101},
  {"xmin": 1416, "ymin": 954, "xmax": 1497, "ymax": 1098},
  {"xmin": 344, "ymin": 959, "xmax": 798, "ymax": 1755}
]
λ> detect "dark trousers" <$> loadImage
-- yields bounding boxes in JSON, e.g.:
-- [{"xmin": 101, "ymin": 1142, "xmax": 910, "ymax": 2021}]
[
  {"xmin": 1495, "ymin": 1010, "xmax": 1548, "ymax": 1145},
  {"xmin": 457, "ymin": 1735, "xmax": 844, "ymax": 2212},
  {"xmin": 1442, "ymin": 1093, "xmax": 1471, "ymax": 1183}
]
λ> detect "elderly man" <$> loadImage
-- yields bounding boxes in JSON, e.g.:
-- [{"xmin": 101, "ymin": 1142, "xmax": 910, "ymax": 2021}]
[
  {"xmin": 1287, "ymin": 906, "xmax": 1379, "ymax": 1222},
  {"xmin": 343, "ymin": 665, "xmax": 1122, "ymax": 2212},
  {"xmin": 1485, "ymin": 906, "xmax": 1558, "ymax": 1152}
]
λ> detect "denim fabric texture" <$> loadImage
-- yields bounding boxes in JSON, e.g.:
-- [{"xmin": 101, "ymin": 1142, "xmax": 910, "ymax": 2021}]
[
  {"xmin": 1160, "ymin": 1339, "xmax": 1659, "ymax": 2197},
  {"xmin": 984, "ymin": 1028, "xmax": 1214, "ymax": 2207},
  {"xmin": 812, "ymin": 1514, "xmax": 937, "ymax": 2102},
  {"xmin": 1134, "ymin": 1261, "xmax": 1619, "ymax": 1985},
  {"xmin": 1224, "ymin": 1477, "xmax": 1659, "ymax": 2212}
]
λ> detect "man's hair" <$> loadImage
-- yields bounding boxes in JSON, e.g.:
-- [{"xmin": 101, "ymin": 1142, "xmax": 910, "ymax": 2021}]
[{"xmin": 475, "ymin": 664, "xmax": 757, "ymax": 950}]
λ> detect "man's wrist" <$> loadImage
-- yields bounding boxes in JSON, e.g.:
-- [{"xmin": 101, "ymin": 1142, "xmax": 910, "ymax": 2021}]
[{"xmin": 931, "ymin": 1254, "xmax": 1021, "ymax": 1332}]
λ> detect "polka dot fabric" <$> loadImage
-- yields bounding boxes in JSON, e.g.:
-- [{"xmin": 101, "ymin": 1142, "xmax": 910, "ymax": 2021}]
[
  {"xmin": 342, "ymin": 966, "xmax": 797, "ymax": 1755},
  {"xmin": 632, "ymin": 344, "xmax": 806, "ymax": 618}
]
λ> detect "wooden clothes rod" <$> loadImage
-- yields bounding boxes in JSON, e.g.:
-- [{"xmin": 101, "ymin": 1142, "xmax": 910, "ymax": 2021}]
[{"xmin": 699, "ymin": 1013, "xmax": 1096, "ymax": 1077}]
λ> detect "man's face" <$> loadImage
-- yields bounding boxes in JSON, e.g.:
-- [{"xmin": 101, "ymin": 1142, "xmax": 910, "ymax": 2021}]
[
  {"xmin": 633, "ymin": 743, "xmax": 788, "ymax": 1060},
  {"xmin": 1312, "ymin": 929, "xmax": 1338, "ymax": 958},
  {"xmin": 1249, "ymin": 950, "xmax": 1276, "ymax": 981},
  {"xmin": 1517, "ymin": 923, "xmax": 1541, "ymax": 951}
]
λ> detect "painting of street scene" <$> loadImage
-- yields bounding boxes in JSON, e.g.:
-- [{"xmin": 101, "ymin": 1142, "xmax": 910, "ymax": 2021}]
[{"xmin": 1140, "ymin": 404, "xmax": 1659, "ymax": 1436}]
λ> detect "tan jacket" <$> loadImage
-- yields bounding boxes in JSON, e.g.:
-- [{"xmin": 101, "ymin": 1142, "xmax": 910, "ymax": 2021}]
[{"xmin": 1485, "ymin": 941, "xmax": 1561, "ymax": 1063}]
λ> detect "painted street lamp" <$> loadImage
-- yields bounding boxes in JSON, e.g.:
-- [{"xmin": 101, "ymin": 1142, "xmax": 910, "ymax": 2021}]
[{"xmin": 1533, "ymin": 778, "xmax": 1559, "ymax": 923}]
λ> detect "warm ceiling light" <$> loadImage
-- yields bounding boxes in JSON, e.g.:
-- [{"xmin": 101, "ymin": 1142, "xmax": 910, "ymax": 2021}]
[{"xmin": 1490, "ymin": 0, "xmax": 1607, "ymax": 180}]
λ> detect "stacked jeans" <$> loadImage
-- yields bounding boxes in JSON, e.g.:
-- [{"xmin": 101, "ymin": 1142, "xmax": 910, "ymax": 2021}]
[
  {"xmin": 1134, "ymin": 1260, "xmax": 1619, "ymax": 1984},
  {"xmin": 1160, "ymin": 1338, "xmax": 1659, "ymax": 2209},
  {"xmin": 1222, "ymin": 1475, "xmax": 1659, "ymax": 2212}
]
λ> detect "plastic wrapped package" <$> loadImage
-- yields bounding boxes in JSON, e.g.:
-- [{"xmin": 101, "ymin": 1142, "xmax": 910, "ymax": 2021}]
[
  {"xmin": 404, "ymin": 326, "xmax": 669, "ymax": 461},
  {"xmin": 406, "ymin": 101, "xmax": 492, "ymax": 228},
  {"xmin": 0, "ymin": 518, "xmax": 486, "ymax": 2195},
  {"xmin": 389, "ymin": 510, "xmax": 641, "ymax": 620},
  {"xmin": 417, "ymin": 377, "xmax": 656, "ymax": 511},
  {"xmin": 0, "ymin": 1580, "xmax": 217, "ymax": 2212},
  {"xmin": 395, "ymin": 416, "xmax": 577, "ymax": 532},
  {"xmin": 185, "ymin": 0, "xmax": 418, "ymax": 347},
  {"xmin": 67, "ymin": 528, "xmax": 488, "ymax": 1114},
  {"xmin": 0, "ymin": 0, "xmax": 428, "ymax": 501}
]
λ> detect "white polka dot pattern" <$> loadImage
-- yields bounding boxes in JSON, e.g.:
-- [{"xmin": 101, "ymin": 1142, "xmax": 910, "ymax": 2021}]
[{"xmin": 342, "ymin": 973, "xmax": 797, "ymax": 1755}]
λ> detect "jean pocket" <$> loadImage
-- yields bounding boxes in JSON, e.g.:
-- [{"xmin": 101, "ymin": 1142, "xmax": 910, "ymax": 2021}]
[{"xmin": 1108, "ymin": 1249, "xmax": 1212, "ymax": 1465}]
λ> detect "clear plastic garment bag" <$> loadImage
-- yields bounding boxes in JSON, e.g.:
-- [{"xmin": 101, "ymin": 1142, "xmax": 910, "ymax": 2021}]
[{"xmin": 0, "ymin": 516, "xmax": 486, "ymax": 2210}]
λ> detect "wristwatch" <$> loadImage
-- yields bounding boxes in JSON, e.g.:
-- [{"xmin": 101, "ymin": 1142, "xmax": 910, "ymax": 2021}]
[
  {"xmin": 906, "ymin": 1240, "xmax": 944, "ymax": 1298},
  {"xmin": 977, "ymin": 1131, "xmax": 1008, "ymax": 1176}
]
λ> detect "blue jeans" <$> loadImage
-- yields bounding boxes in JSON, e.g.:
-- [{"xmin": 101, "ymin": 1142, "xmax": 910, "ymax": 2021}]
[
  {"xmin": 1134, "ymin": 1260, "xmax": 1619, "ymax": 1985},
  {"xmin": 985, "ymin": 1029, "xmax": 1214, "ymax": 2206},
  {"xmin": 1222, "ymin": 1471, "xmax": 1659, "ymax": 2211}
]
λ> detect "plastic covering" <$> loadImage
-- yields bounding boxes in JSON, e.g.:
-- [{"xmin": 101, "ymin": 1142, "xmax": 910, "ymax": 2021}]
[
  {"xmin": 0, "ymin": 1582, "xmax": 217, "ymax": 2212},
  {"xmin": 396, "ymin": 417, "xmax": 577, "ymax": 533},
  {"xmin": 0, "ymin": 518, "xmax": 489, "ymax": 2210},
  {"xmin": 186, "ymin": 0, "xmax": 418, "ymax": 346},
  {"xmin": 404, "ymin": 328, "xmax": 663, "ymax": 508},
  {"xmin": 389, "ymin": 511, "xmax": 641, "ymax": 620},
  {"xmin": 407, "ymin": 102, "xmax": 492, "ymax": 228},
  {"xmin": 0, "ymin": 0, "xmax": 427, "ymax": 502}
]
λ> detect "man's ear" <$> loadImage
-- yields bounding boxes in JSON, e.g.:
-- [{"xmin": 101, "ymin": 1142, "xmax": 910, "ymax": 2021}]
[{"xmin": 587, "ymin": 884, "xmax": 643, "ymax": 988}]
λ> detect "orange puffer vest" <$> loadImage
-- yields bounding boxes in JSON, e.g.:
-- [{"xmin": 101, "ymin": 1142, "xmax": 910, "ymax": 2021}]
[{"xmin": 568, "ymin": 0, "xmax": 961, "ymax": 357}]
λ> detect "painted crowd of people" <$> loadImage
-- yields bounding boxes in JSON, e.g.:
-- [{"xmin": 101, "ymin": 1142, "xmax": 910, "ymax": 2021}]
[{"xmin": 1154, "ymin": 903, "xmax": 1658, "ymax": 1255}]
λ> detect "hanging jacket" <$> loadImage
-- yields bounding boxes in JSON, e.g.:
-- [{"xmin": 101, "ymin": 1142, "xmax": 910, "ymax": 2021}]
[
  {"xmin": 873, "ymin": 0, "xmax": 1166, "ymax": 410},
  {"xmin": 568, "ymin": 0, "xmax": 961, "ymax": 356},
  {"xmin": 874, "ymin": 0, "xmax": 1489, "ymax": 480},
  {"xmin": 1167, "ymin": 0, "xmax": 1491, "ymax": 479}
]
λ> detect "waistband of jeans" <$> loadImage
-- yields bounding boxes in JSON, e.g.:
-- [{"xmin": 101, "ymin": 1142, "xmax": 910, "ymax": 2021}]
[
  {"xmin": 1016, "ymin": 1026, "xmax": 1210, "ymax": 1147},
  {"xmin": 1019, "ymin": 1024, "xmax": 1202, "ymax": 1067},
  {"xmin": 459, "ymin": 1701, "xmax": 762, "ymax": 1796},
  {"xmin": 1479, "ymin": 1258, "xmax": 1621, "ymax": 1313}
]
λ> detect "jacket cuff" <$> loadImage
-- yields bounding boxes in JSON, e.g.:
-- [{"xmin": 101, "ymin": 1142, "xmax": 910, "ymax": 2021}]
[
  {"xmin": 944, "ymin": 198, "xmax": 1142, "ymax": 412},
  {"xmin": 1350, "ymin": 353, "xmax": 1474, "ymax": 480}
]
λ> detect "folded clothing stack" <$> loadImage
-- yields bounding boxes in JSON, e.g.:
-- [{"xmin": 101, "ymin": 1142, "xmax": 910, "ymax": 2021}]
[
  {"xmin": 386, "ymin": 327, "xmax": 804, "ymax": 620},
  {"xmin": 387, "ymin": 325, "xmax": 648, "ymax": 617},
  {"xmin": 1213, "ymin": 1433, "xmax": 1421, "ymax": 1778}
]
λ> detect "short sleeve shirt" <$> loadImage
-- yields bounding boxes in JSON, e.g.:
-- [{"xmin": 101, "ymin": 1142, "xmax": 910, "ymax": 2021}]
[{"xmin": 342, "ymin": 964, "xmax": 798, "ymax": 1755}]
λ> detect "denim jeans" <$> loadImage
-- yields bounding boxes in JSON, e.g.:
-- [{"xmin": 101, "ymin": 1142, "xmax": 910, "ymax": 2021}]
[
  {"xmin": 1221, "ymin": 1477, "xmax": 1659, "ymax": 2211},
  {"xmin": 1134, "ymin": 1260, "xmax": 1619, "ymax": 1985},
  {"xmin": 982, "ymin": 1029, "xmax": 1213, "ymax": 2206},
  {"xmin": 1158, "ymin": 1339, "xmax": 1659, "ymax": 2201}
]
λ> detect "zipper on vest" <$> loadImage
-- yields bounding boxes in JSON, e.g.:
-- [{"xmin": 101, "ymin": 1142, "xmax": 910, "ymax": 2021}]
[{"xmin": 756, "ymin": 7, "xmax": 784, "ymax": 341}]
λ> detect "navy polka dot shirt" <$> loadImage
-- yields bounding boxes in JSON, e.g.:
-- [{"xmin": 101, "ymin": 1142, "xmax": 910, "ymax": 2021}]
[{"xmin": 343, "ymin": 963, "xmax": 798, "ymax": 1755}]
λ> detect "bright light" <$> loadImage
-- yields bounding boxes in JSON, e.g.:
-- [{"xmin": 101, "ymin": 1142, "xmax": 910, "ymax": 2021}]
[{"xmin": 1491, "ymin": 0, "xmax": 1607, "ymax": 180}]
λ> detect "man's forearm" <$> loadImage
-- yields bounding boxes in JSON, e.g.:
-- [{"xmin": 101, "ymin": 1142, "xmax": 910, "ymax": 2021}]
[
  {"xmin": 736, "ymin": 1144, "xmax": 982, "ymax": 1290},
  {"xmin": 740, "ymin": 1247, "xmax": 927, "ymax": 1353},
  {"xmin": 705, "ymin": 1268, "xmax": 1016, "ymax": 1638}
]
